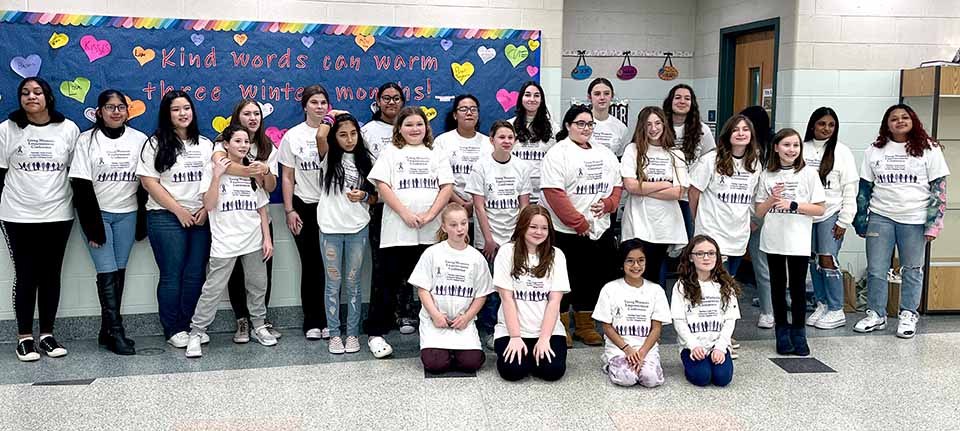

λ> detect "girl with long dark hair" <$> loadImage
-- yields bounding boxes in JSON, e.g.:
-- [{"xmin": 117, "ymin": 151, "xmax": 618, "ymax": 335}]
[
  {"xmin": 509, "ymin": 81, "xmax": 557, "ymax": 204},
  {"xmin": 435, "ymin": 94, "xmax": 491, "ymax": 219},
  {"xmin": 663, "ymin": 84, "xmax": 716, "ymax": 239}
]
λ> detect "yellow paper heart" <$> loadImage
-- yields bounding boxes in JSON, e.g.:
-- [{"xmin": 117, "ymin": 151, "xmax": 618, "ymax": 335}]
[
  {"xmin": 420, "ymin": 106, "xmax": 437, "ymax": 121},
  {"xmin": 212, "ymin": 116, "xmax": 232, "ymax": 133},
  {"xmin": 48, "ymin": 32, "xmax": 69, "ymax": 49},
  {"xmin": 451, "ymin": 62, "xmax": 475, "ymax": 86},
  {"xmin": 233, "ymin": 34, "xmax": 248, "ymax": 46},
  {"xmin": 132, "ymin": 46, "xmax": 156, "ymax": 66},
  {"xmin": 528, "ymin": 39, "xmax": 540, "ymax": 51},
  {"xmin": 355, "ymin": 35, "xmax": 376, "ymax": 52}
]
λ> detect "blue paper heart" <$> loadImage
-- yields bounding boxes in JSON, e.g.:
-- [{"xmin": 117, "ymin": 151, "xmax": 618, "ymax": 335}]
[
  {"xmin": 190, "ymin": 33, "xmax": 204, "ymax": 46},
  {"xmin": 301, "ymin": 35, "xmax": 315, "ymax": 48},
  {"xmin": 440, "ymin": 39, "xmax": 453, "ymax": 51},
  {"xmin": 10, "ymin": 54, "xmax": 41, "ymax": 78}
]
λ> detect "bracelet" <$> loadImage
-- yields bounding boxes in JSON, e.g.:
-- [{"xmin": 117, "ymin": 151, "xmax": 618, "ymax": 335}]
[
  {"xmin": 322, "ymin": 114, "xmax": 335, "ymax": 126},
  {"xmin": 361, "ymin": 191, "xmax": 369, "ymax": 201},
  {"xmin": 285, "ymin": 208, "xmax": 296, "ymax": 214},
  {"xmin": 618, "ymin": 344, "xmax": 628, "ymax": 351}
]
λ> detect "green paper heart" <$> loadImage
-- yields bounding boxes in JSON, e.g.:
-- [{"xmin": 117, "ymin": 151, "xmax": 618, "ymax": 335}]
[
  {"xmin": 60, "ymin": 77, "xmax": 91, "ymax": 103},
  {"xmin": 504, "ymin": 44, "xmax": 529, "ymax": 68}
]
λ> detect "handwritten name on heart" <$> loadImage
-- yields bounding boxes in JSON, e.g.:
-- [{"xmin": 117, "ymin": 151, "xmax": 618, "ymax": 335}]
[
  {"xmin": 83, "ymin": 107, "xmax": 97, "ymax": 123},
  {"xmin": 125, "ymin": 96, "xmax": 147, "ymax": 120},
  {"xmin": 420, "ymin": 106, "xmax": 437, "ymax": 121},
  {"xmin": 48, "ymin": 33, "xmax": 69, "ymax": 49},
  {"xmin": 59, "ymin": 77, "xmax": 91, "ymax": 103},
  {"xmin": 10, "ymin": 55, "xmax": 41, "ymax": 78},
  {"xmin": 495, "ymin": 89, "xmax": 519, "ymax": 112},
  {"xmin": 504, "ymin": 44, "xmax": 529, "ymax": 68},
  {"xmin": 264, "ymin": 126, "xmax": 288, "ymax": 145},
  {"xmin": 212, "ymin": 116, "xmax": 232, "ymax": 133},
  {"xmin": 132, "ymin": 46, "xmax": 156, "ymax": 66},
  {"xmin": 477, "ymin": 46, "xmax": 496, "ymax": 64},
  {"xmin": 191, "ymin": 33, "xmax": 204, "ymax": 46},
  {"xmin": 355, "ymin": 35, "xmax": 375, "ymax": 52},
  {"xmin": 233, "ymin": 34, "xmax": 248, "ymax": 46},
  {"xmin": 79, "ymin": 35, "xmax": 111, "ymax": 62},
  {"xmin": 451, "ymin": 62, "xmax": 475, "ymax": 86}
]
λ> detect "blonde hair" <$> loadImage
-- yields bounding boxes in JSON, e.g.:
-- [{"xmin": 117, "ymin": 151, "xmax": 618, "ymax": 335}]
[{"xmin": 435, "ymin": 202, "xmax": 470, "ymax": 243}]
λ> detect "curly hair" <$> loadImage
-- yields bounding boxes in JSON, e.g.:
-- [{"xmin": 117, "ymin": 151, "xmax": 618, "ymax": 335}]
[
  {"xmin": 676, "ymin": 235, "xmax": 741, "ymax": 310},
  {"xmin": 874, "ymin": 104, "xmax": 939, "ymax": 157}
]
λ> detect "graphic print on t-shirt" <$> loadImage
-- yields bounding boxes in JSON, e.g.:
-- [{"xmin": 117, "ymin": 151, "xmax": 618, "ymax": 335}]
[
  {"xmin": 14, "ymin": 138, "xmax": 67, "ymax": 172},
  {"xmin": 685, "ymin": 295, "xmax": 725, "ymax": 334},
  {"xmin": 93, "ymin": 146, "xmax": 137, "ymax": 183},
  {"xmin": 396, "ymin": 155, "xmax": 439, "ymax": 190},
  {"xmin": 715, "ymin": 169, "xmax": 755, "ymax": 204},
  {"xmin": 573, "ymin": 159, "xmax": 612, "ymax": 195},
  {"xmin": 768, "ymin": 176, "xmax": 802, "ymax": 214},
  {"xmin": 613, "ymin": 299, "xmax": 655, "ymax": 338},
  {"xmin": 219, "ymin": 176, "xmax": 260, "ymax": 212},
  {"xmin": 298, "ymin": 145, "xmax": 322, "ymax": 172},
  {"xmin": 513, "ymin": 277, "xmax": 550, "ymax": 302},
  {"xmin": 872, "ymin": 155, "xmax": 921, "ymax": 184},
  {"xmin": 432, "ymin": 259, "xmax": 477, "ymax": 298},
  {"xmin": 644, "ymin": 155, "xmax": 673, "ymax": 183}
]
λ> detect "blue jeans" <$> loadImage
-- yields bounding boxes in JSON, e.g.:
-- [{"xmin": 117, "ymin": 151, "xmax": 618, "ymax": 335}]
[
  {"xmin": 865, "ymin": 214, "xmax": 925, "ymax": 318},
  {"xmin": 81, "ymin": 211, "xmax": 137, "ymax": 273},
  {"xmin": 810, "ymin": 213, "xmax": 844, "ymax": 311},
  {"xmin": 146, "ymin": 210, "xmax": 211, "ymax": 339},
  {"xmin": 681, "ymin": 348, "xmax": 733, "ymax": 387},
  {"xmin": 723, "ymin": 255, "xmax": 744, "ymax": 278},
  {"xmin": 320, "ymin": 227, "xmax": 368, "ymax": 337},
  {"xmin": 748, "ymin": 219, "xmax": 773, "ymax": 315},
  {"xmin": 678, "ymin": 200, "xmax": 695, "ymax": 240}
]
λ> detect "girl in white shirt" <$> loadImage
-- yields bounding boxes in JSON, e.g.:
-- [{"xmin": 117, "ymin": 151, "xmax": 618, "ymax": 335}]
[
  {"xmin": 0, "ymin": 77, "xmax": 79, "ymax": 361},
  {"xmin": 509, "ymin": 81, "xmax": 557, "ymax": 204},
  {"xmin": 410, "ymin": 203, "xmax": 493, "ymax": 374},
  {"xmin": 137, "ymin": 90, "xmax": 214, "ymax": 349},
  {"xmin": 366, "ymin": 106, "xmax": 454, "ymax": 358},
  {"xmin": 671, "ymin": 235, "xmax": 741, "ymax": 387},
  {"xmin": 755, "ymin": 129, "xmax": 826, "ymax": 356},
  {"xmin": 71, "ymin": 89, "xmax": 147, "ymax": 356},
  {"xmin": 434, "ymin": 94, "xmax": 491, "ymax": 220},
  {"xmin": 587, "ymin": 78, "xmax": 631, "ymax": 157},
  {"xmin": 663, "ymin": 84, "xmax": 717, "ymax": 239},
  {"xmin": 494, "ymin": 204, "xmax": 570, "ymax": 381},
  {"xmin": 801, "ymin": 107, "xmax": 858, "ymax": 331}
]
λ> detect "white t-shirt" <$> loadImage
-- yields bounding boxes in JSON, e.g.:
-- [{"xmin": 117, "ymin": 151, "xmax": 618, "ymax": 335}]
[
  {"xmin": 408, "ymin": 241, "xmax": 494, "ymax": 350},
  {"xmin": 508, "ymin": 116, "xmax": 558, "ymax": 203},
  {"xmin": 465, "ymin": 154, "xmax": 532, "ymax": 249},
  {"xmin": 277, "ymin": 122, "xmax": 323, "ymax": 204},
  {"xmin": 592, "ymin": 278, "xmax": 671, "ymax": 363},
  {"xmin": 361, "ymin": 120, "xmax": 394, "ymax": 162},
  {"xmin": 539, "ymin": 138, "xmax": 622, "ymax": 240},
  {"xmin": 0, "ymin": 119, "xmax": 79, "ymax": 222},
  {"xmin": 214, "ymin": 140, "xmax": 280, "ymax": 177},
  {"xmin": 70, "ymin": 128, "xmax": 147, "ymax": 213},
  {"xmin": 433, "ymin": 130, "xmax": 492, "ymax": 200},
  {"xmin": 493, "ymin": 243, "xmax": 570, "ymax": 339},
  {"xmin": 136, "ymin": 135, "xmax": 214, "ymax": 212},
  {"xmin": 200, "ymin": 167, "xmax": 270, "ymax": 259},
  {"xmin": 861, "ymin": 140, "xmax": 950, "ymax": 225},
  {"xmin": 620, "ymin": 142, "xmax": 688, "ymax": 245},
  {"xmin": 674, "ymin": 122, "xmax": 717, "ymax": 201},
  {"xmin": 592, "ymin": 115, "xmax": 631, "ymax": 157},
  {"xmin": 756, "ymin": 166, "xmax": 826, "ymax": 256},
  {"xmin": 670, "ymin": 280, "xmax": 740, "ymax": 352},
  {"xmin": 689, "ymin": 152, "xmax": 760, "ymax": 256},
  {"xmin": 803, "ymin": 140, "xmax": 858, "ymax": 224},
  {"xmin": 316, "ymin": 153, "xmax": 370, "ymax": 234},
  {"xmin": 367, "ymin": 144, "xmax": 454, "ymax": 248}
]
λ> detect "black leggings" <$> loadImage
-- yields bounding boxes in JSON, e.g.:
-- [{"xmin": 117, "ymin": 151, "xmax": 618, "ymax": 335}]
[
  {"xmin": 767, "ymin": 253, "xmax": 808, "ymax": 328},
  {"xmin": 554, "ymin": 229, "xmax": 617, "ymax": 311},
  {"xmin": 494, "ymin": 335, "xmax": 568, "ymax": 381},
  {"xmin": 638, "ymin": 240, "xmax": 669, "ymax": 288},
  {"xmin": 228, "ymin": 224, "xmax": 274, "ymax": 321},
  {"xmin": 365, "ymin": 243, "xmax": 428, "ymax": 336},
  {"xmin": 285, "ymin": 196, "xmax": 326, "ymax": 332},
  {"xmin": 2, "ymin": 220, "xmax": 73, "ymax": 335}
]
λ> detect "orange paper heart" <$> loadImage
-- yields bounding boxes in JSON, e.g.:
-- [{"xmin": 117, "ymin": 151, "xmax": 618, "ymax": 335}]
[
  {"xmin": 355, "ymin": 35, "xmax": 376, "ymax": 52},
  {"xmin": 124, "ymin": 96, "xmax": 146, "ymax": 120},
  {"xmin": 132, "ymin": 46, "xmax": 155, "ymax": 66},
  {"xmin": 233, "ymin": 34, "xmax": 248, "ymax": 46}
]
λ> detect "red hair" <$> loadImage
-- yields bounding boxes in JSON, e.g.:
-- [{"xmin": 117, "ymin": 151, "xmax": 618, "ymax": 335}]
[{"xmin": 874, "ymin": 104, "xmax": 938, "ymax": 157}]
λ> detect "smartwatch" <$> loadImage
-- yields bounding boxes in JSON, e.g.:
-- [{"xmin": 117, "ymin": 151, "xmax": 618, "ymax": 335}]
[{"xmin": 789, "ymin": 201, "xmax": 798, "ymax": 212}]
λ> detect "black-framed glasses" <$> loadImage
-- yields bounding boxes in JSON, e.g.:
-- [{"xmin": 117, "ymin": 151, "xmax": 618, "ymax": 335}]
[
  {"xmin": 103, "ymin": 104, "xmax": 128, "ymax": 113},
  {"xmin": 691, "ymin": 251, "xmax": 718, "ymax": 259},
  {"xmin": 381, "ymin": 95, "xmax": 403, "ymax": 104},
  {"xmin": 457, "ymin": 106, "xmax": 479, "ymax": 113},
  {"xmin": 572, "ymin": 121, "xmax": 596, "ymax": 129},
  {"xmin": 624, "ymin": 258, "xmax": 645, "ymax": 266}
]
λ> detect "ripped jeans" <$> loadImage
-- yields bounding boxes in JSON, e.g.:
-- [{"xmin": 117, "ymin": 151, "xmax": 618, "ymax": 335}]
[
  {"xmin": 320, "ymin": 226, "xmax": 368, "ymax": 337},
  {"xmin": 810, "ymin": 213, "xmax": 845, "ymax": 312},
  {"xmin": 865, "ymin": 214, "xmax": 925, "ymax": 318}
]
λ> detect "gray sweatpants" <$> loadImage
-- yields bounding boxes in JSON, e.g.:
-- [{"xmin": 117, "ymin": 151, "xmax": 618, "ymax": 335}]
[{"xmin": 190, "ymin": 251, "xmax": 268, "ymax": 334}]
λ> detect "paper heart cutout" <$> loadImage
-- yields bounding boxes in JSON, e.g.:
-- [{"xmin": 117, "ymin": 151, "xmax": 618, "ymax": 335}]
[
  {"xmin": 259, "ymin": 102, "xmax": 274, "ymax": 118},
  {"xmin": 420, "ymin": 106, "xmax": 437, "ymax": 121},
  {"xmin": 528, "ymin": 39, "xmax": 540, "ymax": 51},
  {"xmin": 80, "ymin": 35, "xmax": 111, "ymax": 62},
  {"xmin": 440, "ymin": 39, "xmax": 453, "ymax": 51},
  {"xmin": 301, "ymin": 35, "xmax": 315, "ymax": 48},
  {"xmin": 504, "ymin": 44, "xmax": 529, "ymax": 68},
  {"xmin": 495, "ymin": 89, "xmax": 519, "ymax": 112},
  {"xmin": 48, "ymin": 32, "xmax": 69, "ymax": 49},
  {"xmin": 132, "ymin": 46, "xmax": 155, "ymax": 66},
  {"xmin": 526, "ymin": 65, "xmax": 539, "ymax": 77},
  {"xmin": 59, "ymin": 77, "xmax": 91, "ymax": 103},
  {"xmin": 191, "ymin": 33, "xmax": 204, "ymax": 46},
  {"xmin": 125, "ymin": 96, "xmax": 146, "ymax": 120},
  {"xmin": 355, "ymin": 35, "xmax": 375, "ymax": 52},
  {"xmin": 233, "ymin": 34, "xmax": 248, "ymax": 46},
  {"xmin": 265, "ymin": 126, "xmax": 288, "ymax": 145},
  {"xmin": 451, "ymin": 62, "xmax": 475, "ymax": 86},
  {"xmin": 477, "ymin": 46, "xmax": 496, "ymax": 64},
  {"xmin": 83, "ymin": 107, "xmax": 97, "ymax": 123},
  {"xmin": 212, "ymin": 116, "xmax": 231, "ymax": 133},
  {"xmin": 10, "ymin": 54, "xmax": 41, "ymax": 78}
]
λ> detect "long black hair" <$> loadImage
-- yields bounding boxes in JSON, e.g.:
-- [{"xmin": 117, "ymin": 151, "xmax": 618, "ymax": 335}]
[
  {"xmin": 88, "ymin": 89, "xmax": 129, "ymax": 145},
  {"xmin": 371, "ymin": 82, "xmax": 405, "ymax": 123},
  {"xmin": 512, "ymin": 81, "xmax": 552, "ymax": 143},
  {"xmin": 803, "ymin": 107, "xmax": 840, "ymax": 185},
  {"xmin": 9, "ymin": 77, "xmax": 65, "ymax": 128},
  {"xmin": 662, "ymin": 84, "xmax": 704, "ymax": 163},
  {"xmin": 323, "ymin": 113, "xmax": 375, "ymax": 195},
  {"xmin": 443, "ymin": 94, "xmax": 480, "ymax": 133},
  {"xmin": 739, "ymin": 106, "xmax": 771, "ymax": 163},
  {"xmin": 146, "ymin": 90, "xmax": 202, "ymax": 173},
  {"xmin": 555, "ymin": 104, "xmax": 592, "ymax": 142}
]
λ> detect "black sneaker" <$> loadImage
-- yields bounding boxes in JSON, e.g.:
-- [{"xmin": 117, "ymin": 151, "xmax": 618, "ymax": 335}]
[
  {"xmin": 38, "ymin": 336, "xmax": 68, "ymax": 358},
  {"xmin": 16, "ymin": 338, "xmax": 40, "ymax": 362}
]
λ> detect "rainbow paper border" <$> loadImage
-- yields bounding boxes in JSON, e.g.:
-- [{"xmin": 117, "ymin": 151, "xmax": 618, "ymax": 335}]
[{"xmin": 0, "ymin": 10, "xmax": 540, "ymax": 40}]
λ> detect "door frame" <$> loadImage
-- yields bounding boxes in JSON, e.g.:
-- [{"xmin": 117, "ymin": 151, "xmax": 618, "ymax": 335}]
[{"xmin": 717, "ymin": 17, "xmax": 781, "ymax": 129}]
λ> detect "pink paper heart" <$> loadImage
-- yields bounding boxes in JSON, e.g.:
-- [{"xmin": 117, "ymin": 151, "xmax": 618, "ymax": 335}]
[
  {"xmin": 526, "ymin": 65, "xmax": 539, "ymax": 77},
  {"xmin": 496, "ymin": 89, "xmax": 519, "ymax": 112},
  {"xmin": 265, "ymin": 126, "xmax": 288, "ymax": 147},
  {"xmin": 80, "ymin": 35, "xmax": 111, "ymax": 62}
]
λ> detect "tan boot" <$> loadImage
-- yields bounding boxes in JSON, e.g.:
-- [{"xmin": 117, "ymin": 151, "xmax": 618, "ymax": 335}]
[
  {"xmin": 573, "ymin": 311, "xmax": 603, "ymax": 346},
  {"xmin": 559, "ymin": 313, "xmax": 573, "ymax": 348}
]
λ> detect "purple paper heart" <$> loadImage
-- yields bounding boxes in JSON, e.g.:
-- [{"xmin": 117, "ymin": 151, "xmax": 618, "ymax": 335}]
[
  {"xmin": 440, "ymin": 39, "xmax": 453, "ymax": 51},
  {"xmin": 191, "ymin": 33, "xmax": 204, "ymax": 46},
  {"xmin": 301, "ymin": 35, "xmax": 315, "ymax": 48},
  {"xmin": 10, "ymin": 54, "xmax": 41, "ymax": 78}
]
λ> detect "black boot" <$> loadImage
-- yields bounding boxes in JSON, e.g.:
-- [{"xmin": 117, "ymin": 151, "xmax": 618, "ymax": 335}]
[
  {"xmin": 96, "ymin": 272, "xmax": 135, "ymax": 355},
  {"xmin": 790, "ymin": 326, "xmax": 810, "ymax": 356},
  {"xmin": 775, "ymin": 325, "xmax": 794, "ymax": 355},
  {"xmin": 115, "ymin": 269, "xmax": 135, "ymax": 346}
]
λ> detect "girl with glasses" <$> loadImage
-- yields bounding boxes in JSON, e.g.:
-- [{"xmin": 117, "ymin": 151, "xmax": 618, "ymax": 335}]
[{"xmin": 434, "ymin": 94, "xmax": 492, "ymax": 228}]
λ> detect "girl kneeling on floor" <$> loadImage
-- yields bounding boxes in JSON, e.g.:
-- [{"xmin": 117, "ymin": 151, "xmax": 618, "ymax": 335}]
[
  {"xmin": 409, "ymin": 203, "xmax": 494, "ymax": 374},
  {"xmin": 593, "ymin": 239, "xmax": 671, "ymax": 387},
  {"xmin": 185, "ymin": 124, "xmax": 275, "ymax": 358},
  {"xmin": 671, "ymin": 235, "xmax": 741, "ymax": 387}
]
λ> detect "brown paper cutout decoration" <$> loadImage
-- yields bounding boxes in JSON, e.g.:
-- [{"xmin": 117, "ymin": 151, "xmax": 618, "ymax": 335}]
[
  {"xmin": 616, "ymin": 51, "xmax": 637, "ymax": 80},
  {"xmin": 658, "ymin": 52, "xmax": 679, "ymax": 81}
]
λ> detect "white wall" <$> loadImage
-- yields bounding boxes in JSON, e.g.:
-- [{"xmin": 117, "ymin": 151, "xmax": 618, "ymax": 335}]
[{"xmin": 0, "ymin": 0, "xmax": 563, "ymax": 320}]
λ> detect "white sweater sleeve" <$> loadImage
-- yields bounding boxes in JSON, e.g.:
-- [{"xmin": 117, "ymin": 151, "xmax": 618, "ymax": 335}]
[
  {"xmin": 837, "ymin": 180, "xmax": 857, "ymax": 228},
  {"xmin": 713, "ymin": 319, "xmax": 736, "ymax": 352}
]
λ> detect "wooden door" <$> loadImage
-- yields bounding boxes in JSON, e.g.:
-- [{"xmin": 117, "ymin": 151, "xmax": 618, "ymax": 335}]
[{"xmin": 733, "ymin": 30, "xmax": 775, "ymax": 117}]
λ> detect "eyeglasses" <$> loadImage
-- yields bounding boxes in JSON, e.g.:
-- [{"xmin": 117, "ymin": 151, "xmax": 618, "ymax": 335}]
[
  {"xmin": 103, "ymin": 104, "xmax": 128, "ymax": 113},
  {"xmin": 691, "ymin": 251, "xmax": 718, "ymax": 259},
  {"xmin": 381, "ymin": 96, "xmax": 403, "ymax": 104},
  {"xmin": 572, "ymin": 121, "xmax": 596, "ymax": 129},
  {"xmin": 457, "ymin": 106, "xmax": 479, "ymax": 114},
  {"xmin": 624, "ymin": 258, "xmax": 645, "ymax": 267}
]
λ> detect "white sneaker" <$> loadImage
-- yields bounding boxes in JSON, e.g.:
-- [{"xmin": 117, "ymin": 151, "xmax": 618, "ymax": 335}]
[
  {"xmin": 806, "ymin": 302, "xmax": 827, "ymax": 327},
  {"xmin": 896, "ymin": 310, "xmax": 919, "ymax": 339},
  {"xmin": 854, "ymin": 309, "xmax": 887, "ymax": 333},
  {"xmin": 815, "ymin": 309, "xmax": 846, "ymax": 330},
  {"xmin": 321, "ymin": 328, "xmax": 331, "ymax": 339},
  {"xmin": 167, "ymin": 331, "xmax": 190, "ymax": 348},
  {"xmin": 252, "ymin": 325, "xmax": 278, "ymax": 346},
  {"xmin": 344, "ymin": 336, "xmax": 361, "ymax": 353},
  {"xmin": 200, "ymin": 332, "xmax": 210, "ymax": 344},
  {"xmin": 305, "ymin": 328, "xmax": 324, "ymax": 340},
  {"xmin": 367, "ymin": 336, "xmax": 393, "ymax": 359},
  {"xmin": 264, "ymin": 321, "xmax": 282, "ymax": 339},
  {"xmin": 185, "ymin": 334, "xmax": 203, "ymax": 358},
  {"xmin": 329, "ymin": 336, "xmax": 345, "ymax": 354},
  {"xmin": 757, "ymin": 314, "xmax": 775, "ymax": 329}
]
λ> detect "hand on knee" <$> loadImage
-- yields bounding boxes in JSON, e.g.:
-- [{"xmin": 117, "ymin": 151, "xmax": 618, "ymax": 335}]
[{"xmin": 606, "ymin": 357, "xmax": 640, "ymax": 387}]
